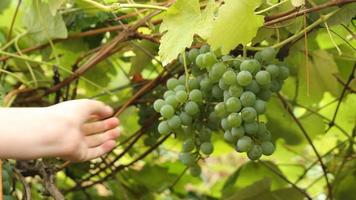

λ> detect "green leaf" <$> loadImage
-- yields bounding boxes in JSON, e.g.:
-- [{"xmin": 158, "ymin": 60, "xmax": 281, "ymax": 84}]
[
  {"xmin": 0, "ymin": 0, "xmax": 11, "ymax": 14},
  {"xmin": 291, "ymin": 0, "xmax": 305, "ymax": 7},
  {"xmin": 327, "ymin": 3, "xmax": 356, "ymax": 26},
  {"xmin": 207, "ymin": 0, "xmax": 264, "ymax": 54},
  {"xmin": 130, "ymin": 40, "xmax": 159, "ymax": 75},
  {"xmin": 159, "ymin": 0, "xmax": 216, "ymax": 64},
  {"xmin": 44, "ymin": 0, "xmax": 66, "ymax": 16},
  {"xmin": 24, "ymin": 0, "xmax": 68, "ymax": 43}
]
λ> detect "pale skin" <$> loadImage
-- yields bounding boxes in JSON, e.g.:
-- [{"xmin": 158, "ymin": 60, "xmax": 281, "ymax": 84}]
[{"xmin": 0, "ymin": 99, "xmax": 120, "ymax": 162}]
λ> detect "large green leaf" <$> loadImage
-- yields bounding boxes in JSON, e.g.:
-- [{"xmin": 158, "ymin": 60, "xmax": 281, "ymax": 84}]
[
  {"xmin": 159, "ymin": 0, "xmax": 216, "ymax": 64},
  {"xmin": 130, "ymin": 40, "xmax": 159, "ymax": 75},
  {"xmin": 207, "ymin": 0, "xmax": 264, "ymax": 54}
]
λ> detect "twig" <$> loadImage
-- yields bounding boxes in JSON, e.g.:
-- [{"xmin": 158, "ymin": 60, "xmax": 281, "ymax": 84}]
[
  {"xmin": 13, "ymin": 168, "xmax": 31, "ymax": 200},
  {"xmin": 7, "ymin": 0, "xmax": 22, "ymax": 41}
]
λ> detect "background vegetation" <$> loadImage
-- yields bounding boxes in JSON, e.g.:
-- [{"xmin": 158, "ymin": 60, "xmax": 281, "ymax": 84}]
[{"xmin": 0, "ymin": 0, "xmax": 355, "ymax": 199}]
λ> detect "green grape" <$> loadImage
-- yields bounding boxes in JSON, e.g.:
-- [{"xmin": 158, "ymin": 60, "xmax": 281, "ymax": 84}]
[
  {"xmin": 158, "ymin": 121, "xmax": 171, "ymax": 134},
  {"xmin": 164, "ymin": 90, "xmax": 175, "ymax": 99},
  {"xmin": 270, "ymin": 80, "xmax": 282, "ymax": 92},
  {"xmin": 244, "ymin": 121, "xmax": 259, "ymax": 136},
  {"xmin": 199, "ymin": 44, "xmax": 210, "ymax": 54},
  {"xmin": 231, "ymin": 127, "xmax": 245, "ymax": 138},
  {"xmin": 196, "ymin": 54, "xmax": 206, "ymax": 69},
  {"xmin": 237, "ymin": 71, "xmax": 253, "ymax": 86},
  {"xmin": 199, "ymin": 128, "xmax": 212, "ymax": 142},
  {"xmin": 219, "ymin": 79, "xmax": 229, "ymax": 90},
  {"xmin": 179, "ymin": 152, "xmax": 195, "ymax": 166},
  {"xmin": 266, "ymin": 64, "xmax": 280, "ymax": 78},
  {"xmin": 204, "ymin": 52, "xmax": 218, "ymax": 68},
  {"xmin": 278, "ymin": 66, "xmax": 289, "ymax": 80},
  {"xmin": 236, "ymin": 136, "xmax": 253, "ymax": 152},
  {"xmin": 227, "ymin": 113, "xmax": 242, "ymax": 127},
  {"xmin": 166, "ymin": 78, "xmax": 180, "ymax": 90},
  {"xmin": 153, "ymin": 99, "xmax": 165, "ymax": 112},
  {"xmin": 200, "ymin": 142, "xmax": 214, "ymax": 155},
  {"xmin": 160, "ymin": 105, "xmax": 175, "ymax": 119},
  {"xmin": 240, "ymin": 59, "xmax": 261, "ymax": 74},
  {"xmin": 253, "ymin": 99, "xmax": 266, "ymax": 114},
  {"xmin": 245, "ymin": 80, "xmax": 260, "ymax": 94},
  {"xmin": 240, "ymin": 91, "xmax": 256, "ymax": 107},
  {"xmin": 189, "ymin": 89, "xmax": 203, "ymax": 103},
  {"xmin": 226, "ymin": 97, "xmax": 242, "ymax": 113},
  {"xmin": 254, "ymin": 51, "xmax": 263, "ymax": 62},
  {"xmin": 212, "ymin": 85, "xmax": 223, "ymax": 99},
  {"xmin": 189, "ymin": 78, "xmax": 200, "ymax": 89},
  {"xmin": 224, "ymin": 131, "xmax": 235, "ymax": 143},
  {"xmin": 221, "ymin": 118, "xmax": 231, "ymax": 130},
  {"xmin": 255, "ymin": 71, "xmax": 271, "ymax": 85},
  {"xmin": 176, "ymin": 90, "xmax": 188, "ymax": 103},
  {"xmin": 188, "ymin": 48, "xmax": 200, "ymax": 63},
  {"xmin": 179, "ymin": 52, "xmax": 191, "ymax": 65},
  {"xmin": 192, "ymin": 65, "xmax": 205, "ymax": 76},
  {"xmin": 222, "ymin": 70, "xmax": 237, "ymax": 85},
  {"xmin": 178, "ymin": 75, "xmax": 186, "ymax": 85},
  {"xmin": 174, "ymin": 85, "xmax": 186, "ymax": 92},
  {"xmin": 200, "ymin": 77, "xmax": 212, "ymax": 91},
  {"xmin": 168, "ymin": 115, "xmax": 182, "ymax": 129},
  {"xmin": 182, "ymin": 138, "xmax": 195, "ymax": 152},
  {"xmin": 223, "ymin": 91, "xmax": 231, "ymax": 102},
  {"xmin": 209, "ymin": 62, "xmax": 226, "ymax": 82},
  {"xmin": 229, "ymin": 85, "xmax": 243, "ymax": 97},
  {"xmin": 189, "ymin": 164, "xmax": 202, "ymax": 177},
  {"xmin": 257, "ymin": 89, "xmax": 272, "ymax": 101},
  {"xmin": 260, "ymin": 47, "xmax": 276, "ymax": 62},
  {"xmin": 241, "ymin": 107, "xmax": 257, "ymax": 122},
  {"xmin": 165, "ymin": 95, "xmax": 179, "ymax": 108},
  {"xmin": 247, "ymin": 144, "xmax": 262, "ymax": 160},
  {"xmin": 184, "ymin": 101, "xmax": 199, "ymax": 116},
  {"xmin": 208, "ymin": 112, "xmax": 220, "ymax": 130},
  {"xmin": 261, "ymin": 141, "xmax": 275, "ymax": 155},
  {"xmin": 222, "ymin": 55, "xmax": 234, "ymax": 65},
  {"xmin": 257, "ymin": 123, "xmax": 271, "ymax": 141},
  {"xmin": 180, "ymin": 112, "xmax": 193, "ymax": 125},
  {"xmin": 232, "ymin": 59, "xmax": 242, "ymax": 69},
  {"xmin": 214, "ymin": 102, "xmax": 227, "ymax": 118}
]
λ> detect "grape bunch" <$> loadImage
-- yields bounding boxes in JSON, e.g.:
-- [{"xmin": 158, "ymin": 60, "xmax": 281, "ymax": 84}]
[{"xmin": 153, "ymin": 45, "xmax": 289, "ymax": 176}]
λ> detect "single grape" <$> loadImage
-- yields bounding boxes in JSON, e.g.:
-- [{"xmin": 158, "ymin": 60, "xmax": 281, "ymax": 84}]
[
  {"xmin": 158, "ymin": 121, "xmax": 171, "ymax": 134},
  {"xmin": 240, "ymin": 59, "xmax": 261, "ymax": 74},
  {"xmin": 261, "ymin": 141, "xmax": 275, "ymax": 156},
  {"xmin": 245, "ymin": 80, "xmax": 260, "ymax": 94},
  {"xmin": 247, "ymin": 144, "xmax": 263, "ymax": 160},
  {"xmin": 160, "ymin": 104, "xmax": 175, "ymax": 119},
  {"xmin": 153, "ymin": 99, "xmax": 165, "ymax": 112},
  {"xmin": 196, "ymin": 54, "xmax": 206, "ymax": 69},
  {"xmin": 219, "ymin": 78, "xmax": 229, "ymax": 90},
  {"xmin": 225, "ymin": 97, "xmax": 242, "ymax": 113},
  {"xmin": 240, "ymin": 91, "xmax": 256, "ymax": 107},
  {"xmin": 223, "ymin": 70, "xmax": 237, "ymax": 85},
  {"xmin": 257, "ymin": 123, "xmax": 271, "ymax": 141},
  {"xmin": 174, "ymin": 85, "xmax": 186, "ymax": 92},
  {"xmin": 204, "ymin": 52, "xmax": 218, "ymax": 68},
  {"xmin": 241, "ymin": 107, "xmax": 257, "ymax": 122},
  {"xmin": 179, "ymin": 152, "xmax": 195, "ymax": 166},
  {"xmin": 189, "ymin": 164, "xmax": 202, "ymax": 177},
  {"xmin": 176, "ymin": 90, "xmax": 188, "ymax": 103},
  {"xmin": 208, "ymin": 112, "xmax": 220, "ymax": 129},
  {"xmin": 212, "ymin": 85, "xmax": 224, "ymax": 99},
  {"xmin": 200, "ymin": 77, "xmax": 212, "ymax": 91},
  {"xmin": 221, "ymin": 118, "xmax": 231, "ymax": 130},
  {"xmin": 227, "ymin": 112, "xmax": 242, "ymax": 127},
  {"xmin": 254, "ymin": 51, "xmax": 263, "ymax": 62},
  {"xmin": 255, "ymin": 71, "xmax": 271, "ymax": 86},
  {"xmin": 229, "ymin": 85, "xmax": 243, "ymax": 97},
  {"xmin": 189, "ymin": 78, "xmax": 200, "ymax": 90},
  {"xmin": 269, "ymin": 80, "xmax": 282, "ymax": 92},
  {"xmin": 253, "ymin": 99, "xmax": 266, "ymax": 114},
  {"xmin": 214, "ymin": 102, "xmax": 227, "ymax": 118},
  {"xmin": 165, "ymin": 95, "xmax": 179, "ymax": 108},
  {"xmin": 200, "ymin": 142, "xmax": 214, "ymax": 155},
  {"xmin": 180, "ymin": 112, "xmax": 193, "ymax": 125},
  {"xmin": 164, "ymin": 90, "xmax": 175, "ymax": 99},
  {"xmin": 188, "ymin": 48, "xmax": 200, "ymax": 63},
  {"xmin": 231, "ymin": 127, "xmax": 245, "ymax": 138},
  {"xmin": 232, "ymin": 59, "xmax": 242, "ymax": 69},
  {"xmin": 199, "ymin": 128, "xmax": 212, "ymax": 142},
  {"xmin": 224, "ymin": 131, "xmax": 235, "ymax": 143},
  {"xmin": 266, "ymin": 64, "xmax": 280, "ymax": 78},
  {"xmin": 168, "ymin": 115, "xmax": 182, "ymax": 129},
  {"xmin": 257, "ymin": 89, "xmax": 272, "ymax": 101},
  {"xmin": 237, "ymin": 71, "xmax": 253, "ymax": 86},
  {"xmin": 236, "ymin": 136, "xmax": 253, "ymax": 152},
  {"xmin": 209, "ymin": 62, "xmax": 226, "ymax": 82},
  {"xmin": 189, "ymin": 89, "xmax": 203, "ymax": 103},
  {"xmin": 260, "ymin": 47, "xmax": 276, "ymax": 62},
  {"xmin": 244, "ymin": 121, "xmax": 259, "ymax": 136},
  {"xmin": 182, "ymin": 138, "xmax": 195, "ymax": 152},
  {"xmin": 166, "ymin": 78, "xmax": 180, "ymax": 90},
  {"xmin": 199, "ymin": 44, "xmax": 210, "ymax": 54},
  {"xmin": 278, "ymin": 66, "xmax": 290, "ymax": 80},
  {"xmin": 184, "ymin": 101, "xmax": 199, "ymax": 116}
]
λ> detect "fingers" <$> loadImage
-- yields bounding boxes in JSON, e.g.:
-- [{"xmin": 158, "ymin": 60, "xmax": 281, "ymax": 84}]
[
  {"xmin": 85, "ymin": 128, "xmax": 120, "ymax": 148},
  {"xmin": 82, "ymin": 117, "xmax": 119, "ymax": 135},
  {"xmin": 83, "ymin": 140, "xmax": 116, "ymax": 161},
  {"xmin": 77, "ymin": 99, "xmax": 114, "ymax": 121}
]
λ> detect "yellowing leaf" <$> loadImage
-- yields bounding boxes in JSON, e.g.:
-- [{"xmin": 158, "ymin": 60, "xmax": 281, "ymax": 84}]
[
  {"xmin": 290, "ymin": 0, "xmax": 305, "ymax": 7},
  {"xmin": 159, "ymin": 0, "xmax": 216, "ymax": 64},
  {"xmin": 207, "ymin": 0, "xmax": 264, "ymax": 54}
]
